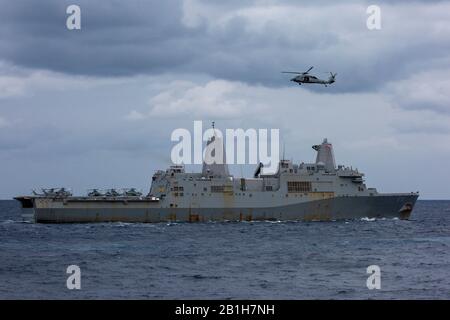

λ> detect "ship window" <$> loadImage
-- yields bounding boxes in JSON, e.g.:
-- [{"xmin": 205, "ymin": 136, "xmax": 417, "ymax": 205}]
[
  {"xmin": 211, "ymin": 185, "xmax": 225, "ymax": 193},
  {"xmin": 287, "ymin": 181, "xmax": 312, "ymax": 193},
  {"xmin": 265, "ymin": 186, "xmax": 273, "ymax": 191},
  {"xmin": 203, "ymin": 187, "xmax": 207, "ymax": 191}
]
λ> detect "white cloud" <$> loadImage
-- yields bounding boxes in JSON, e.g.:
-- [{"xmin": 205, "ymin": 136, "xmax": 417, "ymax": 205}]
[
  {"xmin": 387, "ymin": 69, "xmax": 450, "ymax": 114},
  {"xmin": 125, "ymin": 110, "xmax": 146, "ymax": 121},
  {"xmin": 0, "ymin": 76, "xmax": 26, "ymax": 98},
  {"xmin": 146, "ymin": 80, "xmax": 258, "ymax": 118}
]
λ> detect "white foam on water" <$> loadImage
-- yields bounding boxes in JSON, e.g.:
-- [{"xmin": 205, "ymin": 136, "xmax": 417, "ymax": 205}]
[
  {"xmin": 113, "ymin": 222, "xmax": 132, "ymax": 227},
  {"xmin": 1, "ymin": 219, "xmax": 16, "ymax": 224},
  {"xmin": 360, "ymin": 217, "xmax": 376, "ymax": 222}
]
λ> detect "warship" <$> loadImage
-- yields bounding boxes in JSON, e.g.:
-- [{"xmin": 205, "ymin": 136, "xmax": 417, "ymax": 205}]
[{"xmin": 15, "ymin": 138, "xmax": 418, "ymax": 223}]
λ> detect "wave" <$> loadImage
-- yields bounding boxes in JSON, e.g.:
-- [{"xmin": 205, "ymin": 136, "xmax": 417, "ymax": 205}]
[{"xmin": 360, "ymin": 217, "xmax": 377, "ymax": 222}]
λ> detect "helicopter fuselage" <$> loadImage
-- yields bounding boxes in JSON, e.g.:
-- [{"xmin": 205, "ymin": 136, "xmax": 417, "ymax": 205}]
[{"xmin": 291, "ymin": 75, "xmax": 335, "ymax": 86}]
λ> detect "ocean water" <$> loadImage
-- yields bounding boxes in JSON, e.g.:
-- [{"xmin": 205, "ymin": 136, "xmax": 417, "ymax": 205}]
[{"xmin": 0, "ymin": 200, "xmax": 449, "ymax": 299}]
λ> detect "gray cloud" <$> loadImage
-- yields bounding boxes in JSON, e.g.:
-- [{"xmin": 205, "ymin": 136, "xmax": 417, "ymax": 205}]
[
  {"xmin": 0, "ymin": 0, "xmax": 449, "ymax": 93},
  {"xmin": 387, "ymin": 69, "xmax": 450, "ymax": 115},
  {"xmin": 1, "ymin": 1, "xmax": 450, "ymax": 199},
  {"xmin": 1, "ymin": 69, "xmax": 450, "ymax": 199}
]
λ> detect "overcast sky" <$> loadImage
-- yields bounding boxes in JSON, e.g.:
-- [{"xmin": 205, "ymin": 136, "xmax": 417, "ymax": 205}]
[{"xmin": 1, "ymin": 0, "xmax": 449, "ymax": 199}]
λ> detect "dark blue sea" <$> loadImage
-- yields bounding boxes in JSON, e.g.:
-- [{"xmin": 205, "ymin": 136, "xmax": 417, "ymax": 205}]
[{"xmin": 0, "ymin": 200, "xmax": 449, "ymax": 299}]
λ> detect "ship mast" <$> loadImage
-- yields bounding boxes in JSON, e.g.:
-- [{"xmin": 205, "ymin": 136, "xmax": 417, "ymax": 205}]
[{"xmin": 202, "ymin": 121, "xmax": 230, "ymax": 177}]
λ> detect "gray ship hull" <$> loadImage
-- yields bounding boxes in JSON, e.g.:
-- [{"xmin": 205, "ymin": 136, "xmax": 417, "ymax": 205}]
[{"xmin": 16, "ymin": 193, "xmax": 418, "ymax": 223}]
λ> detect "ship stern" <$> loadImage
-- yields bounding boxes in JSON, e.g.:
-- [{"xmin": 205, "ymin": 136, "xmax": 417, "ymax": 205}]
[{"xmin": 14, "ymin": 196, "xmax": 36, "ymax": 223}]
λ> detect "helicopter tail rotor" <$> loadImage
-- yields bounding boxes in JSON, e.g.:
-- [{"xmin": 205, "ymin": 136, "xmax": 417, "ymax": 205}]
[{"xmin": 329, "ymin": 72, "xmax": 337, "ymax": 83}]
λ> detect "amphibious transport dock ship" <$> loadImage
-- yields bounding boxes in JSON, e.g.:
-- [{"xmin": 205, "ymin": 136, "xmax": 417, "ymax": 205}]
[{"xmin": 15, "ymin": 138, "xmax": 418, "ymax": 223}]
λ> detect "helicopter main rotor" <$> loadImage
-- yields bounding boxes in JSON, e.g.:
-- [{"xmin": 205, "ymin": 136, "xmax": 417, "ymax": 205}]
[{"xmin": 281, "ymin": 66, "xmax": 314, "ymax": 75}]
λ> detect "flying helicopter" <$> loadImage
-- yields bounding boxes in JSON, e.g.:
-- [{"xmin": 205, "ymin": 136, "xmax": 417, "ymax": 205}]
[{"xmin": 282, "ymin": 67, "xmax": 337, "ymax": 87}]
